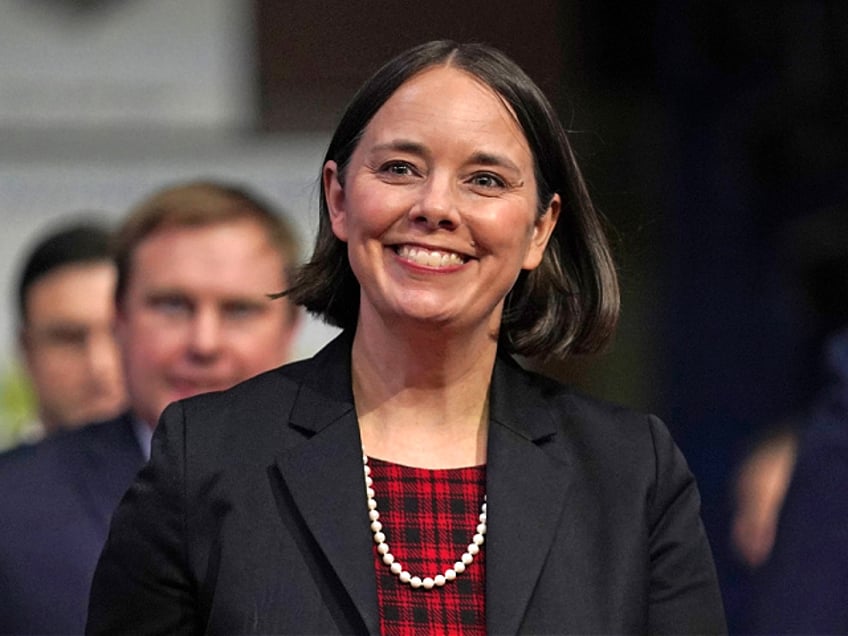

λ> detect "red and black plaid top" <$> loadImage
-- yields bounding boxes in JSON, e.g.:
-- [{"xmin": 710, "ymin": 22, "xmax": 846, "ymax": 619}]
[{"xmin": 368, "ymin": 457, "xmax": 487, "ymax": 636}]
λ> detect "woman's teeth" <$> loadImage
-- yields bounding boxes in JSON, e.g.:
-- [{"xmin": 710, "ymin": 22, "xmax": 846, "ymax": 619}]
[{"xmin": 396, "ymin": 245, "xmax": 466, "ymax": 267}]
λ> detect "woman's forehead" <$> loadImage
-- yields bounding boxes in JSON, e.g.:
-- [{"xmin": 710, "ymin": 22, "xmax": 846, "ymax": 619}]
[{"xmin": 361, "ymin": 66, "xmax": 529, "ymax": 154}]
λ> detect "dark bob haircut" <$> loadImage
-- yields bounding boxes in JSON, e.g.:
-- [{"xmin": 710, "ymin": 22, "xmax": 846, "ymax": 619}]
[{"xmin": 287, "ymin": 40, "xmax": 619, "ymax": 358}]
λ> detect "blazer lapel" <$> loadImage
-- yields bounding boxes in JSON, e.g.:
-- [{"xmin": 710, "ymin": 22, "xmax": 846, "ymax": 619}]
[
  {"xmin": 273, "ymin": 334, "xmax": 381, "ymax": 635},
  {"xmin": 485, "ymin": 356, "xmax": 574, "ymax": 635}
]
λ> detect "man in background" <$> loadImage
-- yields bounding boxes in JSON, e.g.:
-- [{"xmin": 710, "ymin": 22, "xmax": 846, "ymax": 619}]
[
  {"xmin": 16, "ymin": 221, "xmax": 127, "ymax": 442},
  {"xmin": 0, "ymin": 181, "xmax": 301, "ymax": 634}
]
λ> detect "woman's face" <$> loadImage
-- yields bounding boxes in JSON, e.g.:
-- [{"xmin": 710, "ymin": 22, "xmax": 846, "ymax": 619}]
[{"xmin": 324, "ymin": 65, "xmax": 559, "ymax": 334}]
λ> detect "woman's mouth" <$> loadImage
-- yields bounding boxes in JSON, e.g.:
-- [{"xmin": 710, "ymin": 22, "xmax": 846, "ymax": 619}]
[{"xmin": 395, "ymin": 245, "xmax": 468, "ymax": 268}]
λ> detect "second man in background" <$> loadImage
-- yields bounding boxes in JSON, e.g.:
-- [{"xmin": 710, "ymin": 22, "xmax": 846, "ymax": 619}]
[{"xmin": 0, "ymin": 180, "xmax": 301, "ymax": 635}]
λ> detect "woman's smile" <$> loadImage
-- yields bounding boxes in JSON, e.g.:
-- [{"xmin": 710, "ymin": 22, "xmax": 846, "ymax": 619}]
[{"xmin": 394, "ymin": 244, "xmax": 470, "ymax": 269}]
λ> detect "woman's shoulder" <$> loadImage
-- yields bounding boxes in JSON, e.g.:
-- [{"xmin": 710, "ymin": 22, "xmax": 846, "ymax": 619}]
[
  {"xmin": 497, "ymin": 358, "xmax": 697, "ymax": 525},
  {"xmin": 499, "ymin": 354, "xmax": 661, "ymax": 434},
  {"xmin": 179, "ymin": 335, "xmax": 352, "ymax": 415},
  {"xmin": 161, "ymin": 337, "xmax": 353, "ymax": 456},
  {"xmin": 175, "ymin": 360, "xmax": 308, "ymax": 415},
  {"xmin": 496, "ymin": 356, "xmax": 681, "ymax": 478}
]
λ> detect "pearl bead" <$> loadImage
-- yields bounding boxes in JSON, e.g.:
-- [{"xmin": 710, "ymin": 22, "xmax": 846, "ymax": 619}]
[{"xmin": 362, "ymin": 448, "xmax": 486, "ymax": 590}]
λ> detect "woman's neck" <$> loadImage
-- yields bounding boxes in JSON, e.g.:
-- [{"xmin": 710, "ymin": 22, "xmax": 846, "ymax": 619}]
[{"xmin": 351, "ymin": 316, "xmax": 497, "ymax": 468}]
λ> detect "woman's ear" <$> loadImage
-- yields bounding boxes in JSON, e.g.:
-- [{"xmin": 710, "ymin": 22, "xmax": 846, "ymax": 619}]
[
  {"xmin": 323, "ymin": 160, "xmax": 348, "ymax": 242},
  {"xmin": 522, "ymin": 193, "xmax": 561, "ymax": 270}
]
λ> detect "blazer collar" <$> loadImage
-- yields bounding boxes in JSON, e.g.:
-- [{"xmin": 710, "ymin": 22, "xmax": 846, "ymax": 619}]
[
  {"xmin": 489, "ymin": 352, "xmax": 562, "ymax": 443},
  {"xmin": 276, "ymin": 333, "xmax": 574, "ymax": 635},
  {"xmin": 286, "ymin": 330, "xmax": 356, "ymax": 436},
  {"xmin": 285, "ymin": 332, "xmax": 563, "ymax": 443}
]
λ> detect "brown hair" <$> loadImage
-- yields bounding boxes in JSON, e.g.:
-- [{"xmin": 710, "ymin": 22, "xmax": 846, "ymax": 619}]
[
  {"xmin": 287, "ymin": 41, "xmax": 619, "ymax": 358},
  {"xmin": 114, "ymin": 180, "xmax": 299, "ymax": 312}
]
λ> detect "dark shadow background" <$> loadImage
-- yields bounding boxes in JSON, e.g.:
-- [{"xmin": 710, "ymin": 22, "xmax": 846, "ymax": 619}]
[{"xmin": 254, "ymin": 2, "xmax": 848, "ymax": 631}]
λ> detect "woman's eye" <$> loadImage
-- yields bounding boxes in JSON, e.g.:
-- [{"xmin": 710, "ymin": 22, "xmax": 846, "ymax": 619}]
[
  {"xmin": 470, "ymin": 173, "xmax": 506, "ymax": 189},
  {"xmin": 381, "ymin": 161, "xmax": 415, "ymax": 177}
]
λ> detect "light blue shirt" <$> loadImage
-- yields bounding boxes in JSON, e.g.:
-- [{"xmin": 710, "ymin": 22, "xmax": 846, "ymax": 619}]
[{"xmin": 132, "ymin": 417, "xmax": 153, "ymax": 461}]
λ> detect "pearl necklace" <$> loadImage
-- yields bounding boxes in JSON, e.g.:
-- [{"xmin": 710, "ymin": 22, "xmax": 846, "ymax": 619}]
[{"xmin": 362, "ymin": 450, "xmax": 487, "ymax": 589}]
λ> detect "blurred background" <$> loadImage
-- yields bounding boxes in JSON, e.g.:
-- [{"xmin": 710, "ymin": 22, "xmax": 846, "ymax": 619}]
[{"xmin": 0, "ymin": 1, "xmax": 845, "ymax": 631}]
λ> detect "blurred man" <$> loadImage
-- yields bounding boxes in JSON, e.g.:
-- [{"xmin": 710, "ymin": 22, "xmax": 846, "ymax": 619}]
[
  {"xmin": 0, "ymin": 181, "xmax": 300, "ymax": 634},
  {"xmin": 17, "ymin": 221, "xmax": 127, "ymax": 439},
  {"xmin": 744, "ymin": 206, "xmax": 848, "ymax": 634}
]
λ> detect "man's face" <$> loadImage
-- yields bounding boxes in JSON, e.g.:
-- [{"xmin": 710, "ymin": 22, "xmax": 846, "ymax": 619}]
[
  {"xmin": 22, "ymin": 262, "xmax": 128, "ymax": 433},
  {"xmin": 115, "ymin": 218, "xmax": 297, "ymax": 428}
]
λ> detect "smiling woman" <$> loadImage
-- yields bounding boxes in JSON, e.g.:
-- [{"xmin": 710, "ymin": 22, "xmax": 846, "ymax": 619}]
[
  {"xmin": 322, "ymin": 65, "xmax": 558, "ymax": 342},
  {"xmin": 87, "ymin": 41, "xmax": 726, "ymax": 635},
  {"xmin": 291, "ymin": 43, "xmax": 620, "ymax": 361}
]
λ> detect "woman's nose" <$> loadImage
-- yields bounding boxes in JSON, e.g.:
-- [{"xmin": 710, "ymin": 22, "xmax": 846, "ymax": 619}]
[{"xmin": 408, "ymin": 174, "xmax": 460, "ymax": 230}]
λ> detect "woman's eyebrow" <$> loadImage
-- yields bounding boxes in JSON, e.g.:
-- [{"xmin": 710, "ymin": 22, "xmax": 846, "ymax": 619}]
[
  {"xmin": 370, "ymin": 139, "xmax": 428, "ymax": 156},
  {"xmin": 468, "ymin": 151, "xmax": 521, "ymax": 174}
]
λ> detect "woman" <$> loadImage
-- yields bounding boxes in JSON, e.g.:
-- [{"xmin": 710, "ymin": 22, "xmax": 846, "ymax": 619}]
[{"xmin": 87, "ymin": 41, "xmax": 726, "ymax": 635}]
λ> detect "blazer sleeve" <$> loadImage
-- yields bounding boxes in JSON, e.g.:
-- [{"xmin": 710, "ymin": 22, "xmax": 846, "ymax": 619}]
[
  {"xmin": 645, "ymin": 415, "xmax": 726, "ymax": 635},
  {"xmin": 86, "ymin": 402, "xmax": 198, "ymax": 635}
]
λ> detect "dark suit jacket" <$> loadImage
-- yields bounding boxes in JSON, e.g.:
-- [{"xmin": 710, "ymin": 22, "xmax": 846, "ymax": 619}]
[
  {"xmin": 88, "ymin": 334, "xmax": 725, "ymax": 635},
  {"xmin": 0, "ymin": 414, "xmax": 144, "ymax": 635}
]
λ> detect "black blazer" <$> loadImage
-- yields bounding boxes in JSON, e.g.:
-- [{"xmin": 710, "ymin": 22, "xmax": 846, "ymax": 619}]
[{"xmin": 88, "ymin": 333, "xmax": 725, "ymax": 635}]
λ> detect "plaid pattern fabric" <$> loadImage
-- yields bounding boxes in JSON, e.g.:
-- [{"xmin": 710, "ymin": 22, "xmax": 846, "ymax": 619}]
[{"xmin": 368, "ymin": 457, "xmax": 487, "ymax": 635}]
